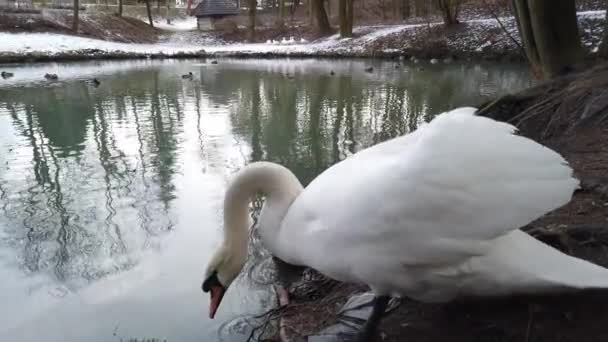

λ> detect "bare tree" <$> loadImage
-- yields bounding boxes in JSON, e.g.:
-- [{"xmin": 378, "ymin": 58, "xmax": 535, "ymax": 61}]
[
  {"xmin": 600, "ymin": 4, "xmax": 608, "ymax": 57},
  {"xmin": 433, "ymin": 0, "xmax": 461, "ymax": 25},
  {"xmin": 308, "ymin": 0, "xmax": 314, "ymax": 25},
  {"xmin": 512, "ymin": 0, "xmax": 583, "ymax": 78},
  {"xmin": 339, "ymin": 0, "xmax": 353, "ymax": 37},
  {"xmin": 414, "ymin": 0, "xmax": 428, "ymax": 17},
  {"xmin": 401, "ymin": 0, "xmax": 411, "ymax": 20},
  {"xmin": 312, "ymin": 0, "xmax": 330, "ymax": 34},
  {"xmin": 249, "ymin": 0, "xmax": 257, "ymax": 41},
  {"xmin": 72, "ymin": 0, "xmax": 79, "ymax": 32},
  {"xmin": 277, "ymin": 0, "xmax": 286, "ymax": 27},
  {"xmin": 145, "ymin": 0, "xmax": 154, "ymax": 27},
  {"xmin": 118, "ymin": 0, "xmax": 122, "ymax": 16}
]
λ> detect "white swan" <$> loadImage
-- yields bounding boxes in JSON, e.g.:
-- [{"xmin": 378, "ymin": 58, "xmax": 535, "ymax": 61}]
[{"xmin": 202, "ymin": 107, "xmax": 608, "ymax": 340}]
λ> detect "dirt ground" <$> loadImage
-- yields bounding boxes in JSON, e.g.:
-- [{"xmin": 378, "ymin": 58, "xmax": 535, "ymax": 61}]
[
  {"xmin": 0, "ymin": 10, "xmax": 160, "ymax": 43},
  {"xmin": 269, "ymin": 64, "xmax": 608, "ymax": 342}
]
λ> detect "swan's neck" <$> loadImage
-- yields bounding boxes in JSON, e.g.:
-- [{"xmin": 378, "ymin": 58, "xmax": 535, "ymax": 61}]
[{"xmin": 223, "ymin": 162, "xmax": 303, "ymax": 259}]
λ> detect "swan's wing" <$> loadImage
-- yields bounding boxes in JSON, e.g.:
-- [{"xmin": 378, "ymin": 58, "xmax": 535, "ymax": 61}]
[{"xmin": 281, "ymin": 107, "xmax": 579, "ymax": 268}]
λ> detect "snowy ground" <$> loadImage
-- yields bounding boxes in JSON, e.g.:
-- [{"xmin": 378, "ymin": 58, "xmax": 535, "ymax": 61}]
[
  {"xmin": 0, "ymin": 10, "xmax": 605, "ymax": 62},
  {"xmin": 150, "ymin": 16, "xmax": 198, "ymax": 32}
]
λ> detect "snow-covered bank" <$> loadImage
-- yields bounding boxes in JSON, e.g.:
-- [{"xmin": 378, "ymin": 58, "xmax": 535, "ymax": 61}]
[
  {"xmin": 0, "ymin": 10, "xmax": 605, "ymax": 63},
  {"xmin": 0, "ymin": 32, "xmax": 206, "ymax": 62}
]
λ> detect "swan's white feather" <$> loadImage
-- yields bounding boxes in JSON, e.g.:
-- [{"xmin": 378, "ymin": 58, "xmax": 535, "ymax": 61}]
[{"xmin": 276, "ymin": 107, "xmax": 608, "ymax": 301}]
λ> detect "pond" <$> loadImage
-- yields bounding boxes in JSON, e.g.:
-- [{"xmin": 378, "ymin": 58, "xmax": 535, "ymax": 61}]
[{"xmin": 0, "ymin": 58, "xmax": 532, "ymax": 342}]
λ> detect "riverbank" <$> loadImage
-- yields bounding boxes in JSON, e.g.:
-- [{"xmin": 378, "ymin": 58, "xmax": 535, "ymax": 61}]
[
  {"xmin": 0, "ymin": 10, "xmax": 605, "ymax": 64},
  {"xmin": 260, "ymin": 63, "xmax": 608, "ymax": 342}
]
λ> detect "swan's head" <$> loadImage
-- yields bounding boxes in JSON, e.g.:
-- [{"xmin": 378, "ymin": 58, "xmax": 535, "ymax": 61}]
[{"xmin": 202, "ymin": 243, "xmax": 247, "ymax": 319}]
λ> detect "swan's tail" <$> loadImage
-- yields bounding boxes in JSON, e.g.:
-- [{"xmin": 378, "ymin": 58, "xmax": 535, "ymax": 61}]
[{"xmin": 467, "ymin": 230, "xmax": 608, "ymax": 295}]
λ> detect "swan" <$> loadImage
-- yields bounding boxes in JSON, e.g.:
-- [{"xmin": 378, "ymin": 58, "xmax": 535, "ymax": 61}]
[{"xmin": 202, "ymin": 107, "xmax": 608, "ymax": 341}]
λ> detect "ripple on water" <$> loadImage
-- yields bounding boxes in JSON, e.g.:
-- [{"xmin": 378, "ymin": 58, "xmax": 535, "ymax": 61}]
[{"xmin": 218, "ymin": 314, "xmax": 278, "ymax": 342}]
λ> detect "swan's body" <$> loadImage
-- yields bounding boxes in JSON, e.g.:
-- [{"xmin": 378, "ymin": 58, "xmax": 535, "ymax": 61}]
[{"xmin": 203, "ymin": 107, "xmax": 608, "ymax": 329}]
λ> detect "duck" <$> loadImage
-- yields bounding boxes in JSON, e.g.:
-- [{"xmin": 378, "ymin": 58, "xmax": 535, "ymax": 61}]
[
  {"xmin": 364, "ymin": 66, "xmax": 373, "ymax": 73},
  {"xmin": 330, "ymin": 70, "xmax": 335, "ymax": 76},
  {"xmin": 44, "ymin": 73, "xmax": 58, "ymax": 80},
  {"xmin": 92, "ymin": 78, "xmax": 100, "ymax": 87},
  {"xmin": 202, "ymin": 107, "xmax": 608, "ymax": 341},
  {"xmin": 1, "ymin": 71, "xmax": 14, "ymax": 79},
  {"xmin": 299, "ymin": 38, "xmax": 308, "ymax": 43},
  {"xmin": 182, "ymin": 72, "xmax": 194, "ymax": 79},
  {"xmin": 210, "ymin": 60, "xmax": 218, "ymax": 65},
  {"xmin": 430, "ymin": 58, "xmax": 439, "ymax": 64}
]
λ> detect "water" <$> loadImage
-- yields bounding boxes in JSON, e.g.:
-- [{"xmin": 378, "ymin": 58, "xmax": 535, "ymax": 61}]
[{"xmin": 0, "ymin": 58, "xmax": 532, "ymax": 341}]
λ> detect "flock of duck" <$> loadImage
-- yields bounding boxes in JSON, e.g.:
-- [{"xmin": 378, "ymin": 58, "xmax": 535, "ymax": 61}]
[{"xmin": 1, "ymin": 70, "xmax": 101, "ymax": 87}]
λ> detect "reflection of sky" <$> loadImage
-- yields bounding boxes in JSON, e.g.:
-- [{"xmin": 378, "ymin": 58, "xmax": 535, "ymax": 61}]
[
  {"xmin": 0, "ymin": 67, "xmax": 267, "ymax": 341},
  {"xmin": 0, "ymin": 58, "xmax": 532, "ymax": 342}
]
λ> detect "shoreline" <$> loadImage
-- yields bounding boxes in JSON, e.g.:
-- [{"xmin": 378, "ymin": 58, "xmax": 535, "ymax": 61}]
[{"xmin": 1, "ymin": 9, "xmax": 604, "ymax": 65}]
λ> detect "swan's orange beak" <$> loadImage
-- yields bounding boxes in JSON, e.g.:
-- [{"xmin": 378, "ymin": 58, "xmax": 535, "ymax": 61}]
[
  {"xmin": 202, "ymin": 272, "xmax": 226, "ymax": 319},
  {"xmin": 209, "ymin": 285, "xmax": 226, "ymax": 319}
]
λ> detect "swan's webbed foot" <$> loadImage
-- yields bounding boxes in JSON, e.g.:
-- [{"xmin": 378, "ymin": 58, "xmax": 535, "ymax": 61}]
[{"xmin": 336, "ymin": 296, "xmax": 390, "ymax": 342}]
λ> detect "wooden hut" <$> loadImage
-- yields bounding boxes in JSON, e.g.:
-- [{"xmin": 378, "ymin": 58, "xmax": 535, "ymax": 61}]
[{"xmin": 192, "ymin": 0, "xmax": 239, "ymax": 31}]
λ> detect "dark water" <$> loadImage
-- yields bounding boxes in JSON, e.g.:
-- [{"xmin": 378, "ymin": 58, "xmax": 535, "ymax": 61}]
[{"xmin": 0, "ymin": 58, "xmax": 532, "ymax": 341}]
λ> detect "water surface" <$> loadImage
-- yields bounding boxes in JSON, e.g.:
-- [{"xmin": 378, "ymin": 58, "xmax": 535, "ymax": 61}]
[{"xmin": 0, "ymin": 58, "xmax": 532, "ymax": 341}]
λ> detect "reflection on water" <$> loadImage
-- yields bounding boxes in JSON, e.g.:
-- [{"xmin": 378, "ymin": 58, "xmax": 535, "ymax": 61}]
[{"xmin": 0, "ymin": 58, "xmax": 532, "ymax": 341}]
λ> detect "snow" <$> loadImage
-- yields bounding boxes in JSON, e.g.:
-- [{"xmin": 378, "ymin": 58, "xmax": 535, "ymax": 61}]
[
  {"xmin": 0, "ymin": 32, "xmax": 206, "ymax": 56},
  {"xmin": 152, "ymin": 16, "xmax": 198, "ymax": 32},
  {"xmin": 578, "ymin": 10, "xmax": 606, "ymax": 19},
  {"xmin": 0, "ymin": 10, "xmax": 604, "ymax": 60}
]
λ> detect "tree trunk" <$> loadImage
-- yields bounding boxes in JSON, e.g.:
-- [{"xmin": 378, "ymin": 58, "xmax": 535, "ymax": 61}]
[
  {"xmin": 414, "ymin": 0, "xmax": 427, "ymax": 17},
  {"xmin": 117, "ymin": 0, "xmax": 122, "ymax": 16},
  {"xmin": 308, "ymin": 0, "xmax": 314, "ymax": 25},
  {"xmin": 145, "ymin": 0, "xmax": 154, "ymax": 26},
  {"xmin": 277, "ymin": 0, "xmax": 285, "ymax": 27},
  {"xmin": 433, "ymin": 0, "xmax": 460, "ymax": 25},
  {"xmin": 339, "ymin": 0, "xmax": 353, "ymax": 37},
  {"xmin": 512, "ymin": 0, "xmax": 583, "ymax": 79},
  {"xmin": 312, "ymin": 0, "xmax": 330, "ymax": 34},
  {"xmin": 166, "ymin": 0, "xmax": 170, "ymax": 24},
  {"xmin": 401, "ymin": 0, "xmax": 410, "ymax": 19},
  {"xmin": 600, "ymin": 5, "xmax": 608, "ymax": 57},
  {"xmin": 249, "ymin": 0, "xmax": 257, "ymax": 41},
  {"xmin": 72, "ymin": 0, "xmax": 79, "ymax": 32},
  {"xmin": 380, "ymin": 0, "xmax": 386, "ymax": 20}
]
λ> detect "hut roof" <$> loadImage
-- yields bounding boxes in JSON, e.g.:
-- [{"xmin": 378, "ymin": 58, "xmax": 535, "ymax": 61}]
[{"xmin": 193, "ymin": 0, "xmax": 239, "ymax": 17}]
